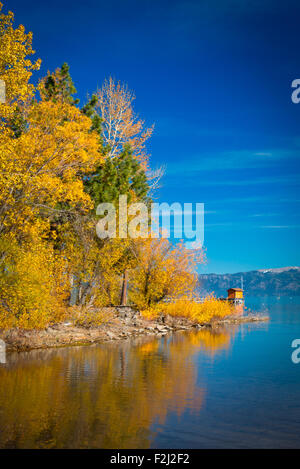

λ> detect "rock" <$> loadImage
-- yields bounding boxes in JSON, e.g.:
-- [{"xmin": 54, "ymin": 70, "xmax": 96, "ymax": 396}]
[
  {"xmin": 106, "ymin": 331, "xmax": 117, "ymax": 340},
  {"xmin": 115, "ymin": 306, "xmax": 138, "ymax": 320}
]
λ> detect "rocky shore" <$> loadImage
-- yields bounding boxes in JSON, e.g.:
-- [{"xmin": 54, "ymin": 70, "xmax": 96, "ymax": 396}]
[{"xmin": 0, "ymin": 306, "xmax": 269, "ymax": 353}]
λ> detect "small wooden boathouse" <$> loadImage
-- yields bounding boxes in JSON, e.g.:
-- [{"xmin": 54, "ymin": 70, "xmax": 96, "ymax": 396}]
[{"xmin": 227, "ymin": 288, "xmax": 244, "ymax": 305}]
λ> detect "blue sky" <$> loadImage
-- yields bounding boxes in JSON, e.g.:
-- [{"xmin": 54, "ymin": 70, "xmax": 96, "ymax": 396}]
[{"xmin": 6, "ymin": 0, "xmax": 300, "ymax": 273}]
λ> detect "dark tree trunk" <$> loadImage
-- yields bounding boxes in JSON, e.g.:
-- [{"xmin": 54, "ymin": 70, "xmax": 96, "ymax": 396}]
[{"xmin": 121, "ymin": 269, "xmax": 128, "ymax": 306}]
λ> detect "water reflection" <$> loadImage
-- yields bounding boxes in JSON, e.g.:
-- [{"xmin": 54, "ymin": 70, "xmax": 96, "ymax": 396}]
[{"xmin": 0, "ymin": 327, "xmax": 233, "ymax": 449}]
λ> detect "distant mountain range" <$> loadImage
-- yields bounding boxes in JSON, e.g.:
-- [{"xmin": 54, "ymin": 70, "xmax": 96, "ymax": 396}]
[{"xmin": 197, "ymin": 267, "xmax": 300, "ymax": 297}]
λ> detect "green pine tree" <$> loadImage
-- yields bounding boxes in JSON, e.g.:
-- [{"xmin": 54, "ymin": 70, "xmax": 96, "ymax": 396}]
[
  {"xmin": 41, "ymin": 62, "xmax": 79, "ymax": 105},
  {"xmin": 84, "ymin": 145, "xmax": 149, "ymax": 208},
  {"xmin": 81, "ymin": 94, "xmax": 102, "ymax": 135}
]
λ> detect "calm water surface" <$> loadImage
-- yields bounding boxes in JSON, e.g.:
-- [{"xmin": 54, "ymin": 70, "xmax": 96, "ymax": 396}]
[{"xmin": 0, "ymin": 297, "xmax": 299, "ymax": 448}]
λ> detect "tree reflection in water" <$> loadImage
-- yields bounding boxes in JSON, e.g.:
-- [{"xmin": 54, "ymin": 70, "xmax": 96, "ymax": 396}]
[{"xmin": 0, "ymin": 327, "xmax": 234, "ymax": 448}]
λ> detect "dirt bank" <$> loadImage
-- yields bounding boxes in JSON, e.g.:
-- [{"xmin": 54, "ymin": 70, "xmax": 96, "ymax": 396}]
[{"xmin": 0, "ymin": 306, "xmax": 269, "ymax": 353}]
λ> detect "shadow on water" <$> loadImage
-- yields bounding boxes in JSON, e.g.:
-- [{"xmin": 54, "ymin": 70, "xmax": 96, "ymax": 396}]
[{"xmin": 0, "ymin": 327, "xmax": 233, "ymax": 449}]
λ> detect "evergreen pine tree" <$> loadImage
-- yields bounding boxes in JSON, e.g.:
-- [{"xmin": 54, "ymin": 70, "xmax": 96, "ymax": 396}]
[
  {"xmin": 81, "ymin": 94, "xmax": 102, "ymax": 135},
  {"xmin": 84, "ymin": 145, "xmax": 149, "ymax": 209},
  {"xmin": 41, "ymin": 62, "xmax": 79, "ymax": 105}
]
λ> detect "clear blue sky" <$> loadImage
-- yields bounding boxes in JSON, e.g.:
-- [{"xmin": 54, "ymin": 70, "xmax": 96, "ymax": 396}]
[{"xmin": 5, "ymin": 0, "xmax": 300, "ymax": 273}]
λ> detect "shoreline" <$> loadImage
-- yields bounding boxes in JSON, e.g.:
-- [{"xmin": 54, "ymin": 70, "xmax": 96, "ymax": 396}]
[{"xmin": 0, "ymin": 307, "xmax": 269, "ymax": 353}]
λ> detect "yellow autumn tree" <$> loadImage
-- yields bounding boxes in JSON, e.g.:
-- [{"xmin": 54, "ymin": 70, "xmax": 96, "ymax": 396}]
[
  {"xmin": 0, "ymin": 3, "xmax": 105, "ymax": 327},
  {"xmin": 0, "ymin": 100, "xmax": 102, "ymax": 239},
  {"xmin": 0, "ymin": 2, "xmax": 40, "ymax": 124},
  {"xmin": 0, "ymin": 100, "xmax": 102, "ymax": 327},
  {"xmin": 62, "ymin": 213, "xmax": 132, "ymax": 309},
  {"xmin": 129, "ymin": 238, "xmax": 205, "ymax": 310},
  {"xmin": 0, "ymin": 2, "xmax": 225, "ymax": 330},
  {"xmin": 0, "ymin": 235, "xmax": 69, "ymax": 329}
]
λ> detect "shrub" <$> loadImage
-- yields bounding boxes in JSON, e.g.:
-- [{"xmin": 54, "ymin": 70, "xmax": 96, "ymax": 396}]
[
  {"xmin": 142, "ymin": 296, "xmax": 233, "ymax": 324},
  {"xmin": 68, "ymin": 305, "xmax": 115, "ymax": 327}
]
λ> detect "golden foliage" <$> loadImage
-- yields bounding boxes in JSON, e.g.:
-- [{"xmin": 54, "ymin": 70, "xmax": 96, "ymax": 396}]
[
  {"xmin": 0, "ymin": 100, "xmax": 101, "ymax": 237},
  {"xmin": 0, "ymin": 4, "xmax": 228, "ymax": 331},
  {"xmin": 69, "ymin": 305, "xmax": 115, "ymax": 327},
  {"xmin": 129, "ymin": 238, "xmax": 204, "ymax": 310},
  {"xmin": 0, "ymin": 2, "xmax": 40, "ymax": 122},
  {"xmin": 0, "ymin": 236, "xmax": 68, "ymax": 329},
  {"xmin": 142, "ymin": 296, "xmax": 233, "ymax": 324},
  {"xmin": 64, "ymin": 218, "xmax": 131, "ymax": 307},
  {"xmin": 0, "ymin": 4, "xmax": 104, "ymax": 328}
]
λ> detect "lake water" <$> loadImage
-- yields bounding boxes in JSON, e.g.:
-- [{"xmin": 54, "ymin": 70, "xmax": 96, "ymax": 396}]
[{"xmin": 0, "ymin": 297, "xmax": 299, "ymax": 448}]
